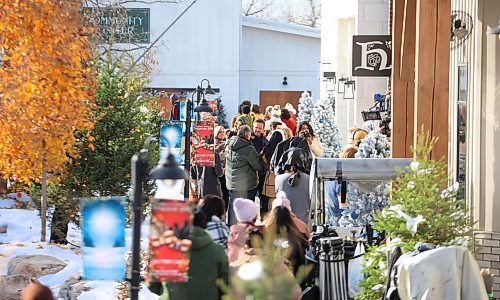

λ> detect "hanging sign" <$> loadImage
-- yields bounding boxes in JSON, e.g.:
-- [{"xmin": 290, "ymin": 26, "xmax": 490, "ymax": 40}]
[
  {"xmin": 160, "ymin": 120, "xmax": 184, "ymax": 164},
  {"xmin": 192, "ymin": 121, "xmax": 215, "ymax": 167},
  {"xmin": 147, "ymin": 200, "xmax": 192, "ymax": 282},
  {"xmin": 81, "ymin": 197, "xmax": 126, "ymax": 280},
  {"xmin": 352, "ymin": 35, "xmax": 392, "ymax": 77},
  {"xmin": 207, "ymin": 100, "xmax": 218, "ymax": 113}
]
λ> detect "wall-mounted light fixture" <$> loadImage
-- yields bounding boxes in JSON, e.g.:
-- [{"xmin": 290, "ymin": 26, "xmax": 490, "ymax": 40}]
[
  {"xmin": 343, "ymin": 79, "xmax": 356, "ymax": 99},
  {"xmin": 282, "ymin": 76, "xmax": 288, "ymax": 85},
  {"xmin": 451, "ymin": 18, "xmax": 468, "ymax": 40},
  {"xmin": 486, "ymin": 21, "xmax": 500, "ymax": 39},
  {"xmin": 337, "ymin": 76, "xmax": 347, "ymax": 94},
  {"xmin": 323, "ymin": 71, "xmax": 336, "ymax": 92}
]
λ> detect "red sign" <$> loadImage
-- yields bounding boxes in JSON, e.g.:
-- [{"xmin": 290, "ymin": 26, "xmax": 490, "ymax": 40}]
[
  {"xmin": 147, "ymin": 200, "xmax": 192, "ymax": 282},
  {"xmin": 207, "ymin": 100, "xmax": 218, "ymax": 113},
  {"xmin": 191, "ymin": 121, "xmax": 215, "ymax": 167}
]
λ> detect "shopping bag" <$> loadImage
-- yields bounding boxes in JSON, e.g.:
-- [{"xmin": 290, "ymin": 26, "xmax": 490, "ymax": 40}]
[{"xmin": 348, "ymin": 242, "xmax": 365, "ymax": 297}]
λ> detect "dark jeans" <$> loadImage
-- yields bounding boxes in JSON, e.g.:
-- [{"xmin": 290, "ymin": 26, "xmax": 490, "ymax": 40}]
[
  {"xmin": 256, "ymin": 174, "xmax": 269, "ymax": 220},
  {"xmin": 219, "ymin": 175, "xmax": 230, "ymax": 210},
  {"xmin": 227, "ymin": 188, "xmax": 257, "ymax": 226}
]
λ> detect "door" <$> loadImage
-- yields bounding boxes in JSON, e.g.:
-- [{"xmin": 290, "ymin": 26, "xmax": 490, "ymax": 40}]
[{"xmin": 259, "ymin": 91, "xmax": 309, "ymax": 112}]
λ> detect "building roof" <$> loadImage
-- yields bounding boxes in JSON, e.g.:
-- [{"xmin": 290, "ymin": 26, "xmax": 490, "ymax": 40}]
[{"xmin": 242, "ymin": 16, "xmax": 320, "ymax": 38}]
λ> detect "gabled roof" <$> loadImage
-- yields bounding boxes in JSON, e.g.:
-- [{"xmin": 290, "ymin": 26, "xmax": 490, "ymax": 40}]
[{"xmin": 242, "ymin": 16, "xmax": 320, "ymax": 38}]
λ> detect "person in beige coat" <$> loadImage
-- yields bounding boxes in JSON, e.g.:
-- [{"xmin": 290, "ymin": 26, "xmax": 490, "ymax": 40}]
[{"xmin": 297, "ymin": 121, "xmax": 324, "ymax": 158}]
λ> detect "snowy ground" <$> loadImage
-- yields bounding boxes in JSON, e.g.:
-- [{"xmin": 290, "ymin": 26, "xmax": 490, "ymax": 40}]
[{"xmin": 0, "ymin": 205, "xmax": 158, "ymax": 299}]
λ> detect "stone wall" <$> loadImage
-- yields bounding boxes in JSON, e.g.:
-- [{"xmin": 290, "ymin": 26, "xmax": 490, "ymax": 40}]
[{"xmin": 475, "ymin": 231, "xmax": 500, "ymax": 299}]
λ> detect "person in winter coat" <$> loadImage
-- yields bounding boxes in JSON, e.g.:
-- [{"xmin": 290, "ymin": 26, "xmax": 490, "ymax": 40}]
[
  {"xmin": 200, "ymin": 194, "xmax": 230, "ymax": 249},
  {"xmin": 251, "ymin": 119, "xmax": 269, "ymax": 220},
  {"xmin": 228, "ymin": 198, "xmax": 259, "ymax": 263},
  {"xmin": 260, "ymin": 130, "xmax": 284, "ymax": 219},
  {"xmin": 272, "ymin": 191, "xmax": 310, "ymax": 239},
  {"xmin": 281, "ymin": 108, "xmax": 297, "ymax": 135},
  {"xmin": 263, "ymin": 205, "xmax": 309, "ymax": 276},
  {"xmin": 159, "ymin": 209, "xmax": 229, "ymax": 300},
  {"xmin": 274, "ymin": 148, "xmax": 311, "ymax": 224},
  {"xmin": 265, "ymin": 105, "xmax": 285, "ymax": 131},
  {"xmin": 250, "ymin": 104, "xmax": 265, "ymax": 121},
  {"xmin": 224, "ymin": 125, "xmax": 261, "ymax": 225},
  {"xmin": 237, "ymin": 105, "xmax": 253, "ymax": 128},
  {"xmin": 270, "ymin": 136, "xmax": 313, "ymax": 175},
  {"xmin": 193, "ymin": 152, "xmax": 223, "ymax": 198},
  {"xmin": 229, "ymin": 228, "xmax": 302, "ymax": 300},
  {"xmin": 297, "ymin": 121, "xmax": 324, "ymax": 158},
  {"xmin": 231, "ymin": 100, "xmax": 252, "ymax": 129}
]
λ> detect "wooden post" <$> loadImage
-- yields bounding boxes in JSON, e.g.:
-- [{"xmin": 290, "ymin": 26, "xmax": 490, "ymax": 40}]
[
  {"xmin": 391, "ymin": 0, "xmax": 450, "ymax": 161},
  {"xmin": 391, "ymin": 0, "xmax": 416, "ymax": 157},
  {"xmin": 414, "ymin": 0, "xmax": 450, "ymax": 161}
]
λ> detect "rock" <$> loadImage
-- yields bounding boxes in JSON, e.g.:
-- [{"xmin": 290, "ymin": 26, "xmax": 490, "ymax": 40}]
[
  {"xmin": 58, "ymin": 274, "xmax": 90, "ymax": 300},
  {"xmin": 0, "ymin": 225, "xmax": 7, "ymax": 234},
  {"xmin": 0, "ymin": 274, "xmax": 32, "ymax": 300},
  {"xmin": 8, "ymin": 255, "xmax": 67, "ymax": 278}
]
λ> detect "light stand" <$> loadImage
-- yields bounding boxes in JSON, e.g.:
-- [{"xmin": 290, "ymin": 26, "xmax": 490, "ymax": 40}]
[
  {"xmin": 129, "ymin": 137, "xmax": 186, "ymax": 300},
  {"xmin": 183, "ymin": 79, "xmax": 214, "ymax": 201}
]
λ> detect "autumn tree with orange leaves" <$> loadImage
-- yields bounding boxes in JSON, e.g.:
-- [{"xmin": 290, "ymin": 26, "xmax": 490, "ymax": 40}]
[{"xmin": 0, "ymin": 0, "xmax": 96, "ymax": 241}]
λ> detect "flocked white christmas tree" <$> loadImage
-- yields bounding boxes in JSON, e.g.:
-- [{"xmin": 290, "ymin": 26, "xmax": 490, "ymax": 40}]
[
  {"xmin": 336, "ymin": 128, "xmax": 391, "ymax": 227},
  {"xmin": 309, "ymin": 94, "xmax": 343, "ymax": 158},
  {"xmin": 361, "ymin": 120, "xmax": 380, "ymax": 133},
  {"xmin": 297, "ymin": 91, "xmax": 313, "ymax": 123}
]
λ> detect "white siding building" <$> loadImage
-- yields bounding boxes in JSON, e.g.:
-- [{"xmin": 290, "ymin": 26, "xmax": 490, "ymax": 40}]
[
  {"xmin": 126, "ymin": 0, "xmax": 320, "ymax": 116},
  {"xmin": 320, "ymin": 0, "xmax": 389, "ymax": 143}
]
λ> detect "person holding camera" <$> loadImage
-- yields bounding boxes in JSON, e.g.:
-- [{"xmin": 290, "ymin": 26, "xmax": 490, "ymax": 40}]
[{"xmin": 297, "ymin": 121, "xmax": 324, "ymax": 158}]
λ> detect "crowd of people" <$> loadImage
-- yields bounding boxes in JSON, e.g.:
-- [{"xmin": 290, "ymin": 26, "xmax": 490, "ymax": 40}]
[{"xmin": 171, "ymin": 100, "xmax": 326, "ymax": 299}]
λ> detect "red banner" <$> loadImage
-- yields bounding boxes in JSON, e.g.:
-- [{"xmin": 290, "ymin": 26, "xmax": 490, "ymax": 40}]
[
  {"xmin": 191, "ymin": 121, "xmax": 215, "ymax": 167},
  {"xmin": 207, "ymin": 100, "xmax": 218, "ymax": 113},
  {"xmin": 147, "ymin": 200, "xmax": 192, "ymax": 282}
]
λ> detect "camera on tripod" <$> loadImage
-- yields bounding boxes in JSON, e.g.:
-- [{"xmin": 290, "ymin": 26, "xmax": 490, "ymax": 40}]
[{"xmin": 361, "ymin": 92, "xmax": 392, "ymax": 137}]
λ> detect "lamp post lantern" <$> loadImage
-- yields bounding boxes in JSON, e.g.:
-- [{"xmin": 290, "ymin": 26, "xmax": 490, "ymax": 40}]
[
  {"xmin": 129, "ymin": 137, "xmax": 187, "ymax": 300},
  {"xmin": 183, "ymin": 79, "xmax": 214, "ymax": 200}
]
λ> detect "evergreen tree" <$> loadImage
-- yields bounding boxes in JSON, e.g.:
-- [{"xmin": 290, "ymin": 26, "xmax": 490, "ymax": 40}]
[
  {"xmin": 216, "ymin": 98, "xmax": 228, "ymax": 127},
  {"xmin": 355, "ymin": 130, "xmax": 391, "ymax": 159},
  {"xmin": 310, "ymin": 94, "xmax": 342, "ymax": 158},
  {"xmin": 361, "ymin": 120, "xmax": 381, "ymax": 133},
  {"xmin": 297, "ymin": 91, "xmax": 313, "ymax": 123},
  {"xmin": 332, "ymin": 129, "xmax": 391, "ymax": 227},
  {"xmin": 29, "ymin": 55, "xmax": 160, "ymax": 226},
  {"xmin": 357, "ymin": 130, "xmax": 476, "ymax": 299}
]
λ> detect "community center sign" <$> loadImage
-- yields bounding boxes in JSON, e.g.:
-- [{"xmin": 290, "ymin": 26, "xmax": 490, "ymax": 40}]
[
  {"xmin": 83, "ymin": 8, "xmax": 150, "ymax": 44},
  {"xmin": 352, "ymin": 35, "xmax": 392, "ymax": 77}
]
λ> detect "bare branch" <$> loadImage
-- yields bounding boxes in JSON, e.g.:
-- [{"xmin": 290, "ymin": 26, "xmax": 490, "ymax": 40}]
[{"xmin": 242, "ymin": 0, "xmax": 272, "ymax": 17}]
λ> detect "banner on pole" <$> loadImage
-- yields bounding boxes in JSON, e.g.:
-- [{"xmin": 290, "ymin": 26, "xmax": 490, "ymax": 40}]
[
  {"xmin": 147, "ymin": 200, "xmax": 192, "ymax": 282},
  {"xmin": 192, "ymin": 121, "xmax": 215, "ymax": 167},
  {"xmin": 160, "ymin": 120, "xmax": 184, "ymax": 164},
  {"xmin": 81, "ymin": 197, "xmax": 126, "ymax": 280}
]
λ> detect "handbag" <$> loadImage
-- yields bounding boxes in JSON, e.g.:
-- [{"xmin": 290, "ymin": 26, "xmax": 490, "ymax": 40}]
[{"xmin": 262, "ymin": 169, "xmax": 276, "ymax": 197}]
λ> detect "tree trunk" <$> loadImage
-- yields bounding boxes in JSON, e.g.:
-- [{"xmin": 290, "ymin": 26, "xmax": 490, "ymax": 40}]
[{"xmin": 41, "ymin": 168, "xmax": 47, "ymax": 242}]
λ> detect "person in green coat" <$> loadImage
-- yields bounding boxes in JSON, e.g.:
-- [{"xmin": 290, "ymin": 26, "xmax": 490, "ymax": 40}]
[
  {"xmin": 150, "ymin": 210, "xmax": 229, "ymax": 300},
  {"xmin": 224, "ymin": 125, "xmax": 261, "ymax": 225}
]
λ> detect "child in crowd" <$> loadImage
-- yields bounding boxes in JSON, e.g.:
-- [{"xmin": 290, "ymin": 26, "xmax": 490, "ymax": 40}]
[{"xmin": 227, "ymin": 198, "xmax": 259, "ymax": 263}]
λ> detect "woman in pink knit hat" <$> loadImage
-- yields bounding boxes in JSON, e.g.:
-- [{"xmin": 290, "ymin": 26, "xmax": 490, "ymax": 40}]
[
  {"xmin": 227, "ymin": 198, "xmax": 259, "ymax": 263},
  {"xmin": 270, "ymin": 191, "xmax": 310, "ymax": 239}
]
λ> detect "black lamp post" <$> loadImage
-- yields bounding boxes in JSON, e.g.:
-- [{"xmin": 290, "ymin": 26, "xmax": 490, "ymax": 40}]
[
  {"xmin": 182, "ymin": 79, "xmax": 214, "ymax": 200},
  {"xmin": 129, "ymin": 137, "xmax": 187, "ymax": 300}
]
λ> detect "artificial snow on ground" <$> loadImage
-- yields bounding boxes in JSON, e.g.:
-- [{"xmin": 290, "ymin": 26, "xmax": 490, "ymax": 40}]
[{"xmin": 0, "ymin": 207, "xmax": 157, "ymax": 300}]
